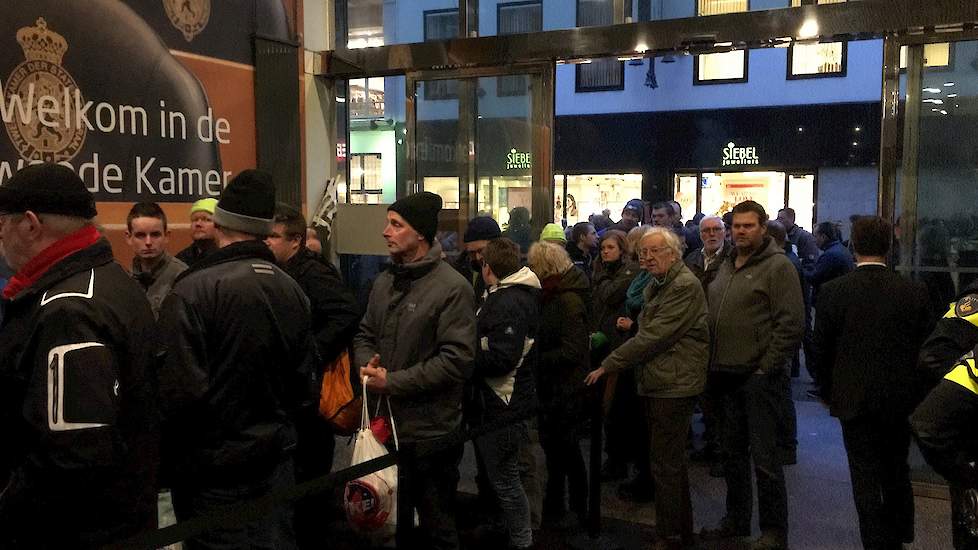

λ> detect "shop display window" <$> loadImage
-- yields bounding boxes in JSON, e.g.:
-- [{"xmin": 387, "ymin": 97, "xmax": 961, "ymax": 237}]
[
  {"xmin": 699, "ymin": 171, "xmax": 786, "ymax": 218},
  {"xmin": 787, "ymin": 174, "xmax": 815, "ymax": 233},
  {"xmin": 900, "ymin": 43, "xmax": 952, "ymax": 70},
  {"xmin": 674, "ymin": 174, "xmax": 698, "ymax": 220},
  {"xmin": 478, "ymin": 176, "xmax": 532, "ymax": 226},
  {"xmin": 555, "ymin": 174, "xmax": 643, "ymax": 226},
  {"xmin": 348, "ymin": 153, "xmax": 384, "ymax": 204},
  {"xmin": 424, "ymin": 177, "xmax": 461, "ymax": 210}
]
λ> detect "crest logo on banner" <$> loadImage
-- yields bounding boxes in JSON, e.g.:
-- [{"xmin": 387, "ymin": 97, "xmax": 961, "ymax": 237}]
[
  {"xmin": 163, "ymin": 0, "xmax": 211, "ymax": 42},
  {"xmin": 4, "ymin": 18, "xmax": 85, "ymax": 163}
]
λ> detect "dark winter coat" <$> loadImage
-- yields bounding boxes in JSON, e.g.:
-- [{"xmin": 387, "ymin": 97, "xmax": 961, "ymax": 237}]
[
  {"xmin": 708, "ymin": 236, "xmax": 805, "ymax": 376},
  {"xmin": 809, "ymin": 239, "xmax": 854, "ymax": 306},
  {"xmin": 157, "ymin": 241, "xmax": 317, "ymax": 485},
  {"xmin": 353, "ymin": 242, "xmax": 477, "ymax": 442},
  {"xmin": 685, "ymin": 241, "xmax": 733, "ymax": 293},
  {"xmin": 0, "ymin": 239, "xmax": 160, "ymax": 547},
  {"xmin": 470, "ymin": 267, "xmax": 541, "ymax": 425},
  {"xmin": 537, "ymin": 267, "xmax": 590, "ymax": 428},
  {"xmin": 591, "ymin": 258, "xmax": 639, "ymax": 350},
  {"xmin": 283, "ymin": 248, "xmax": 360, "ymax": 365}
]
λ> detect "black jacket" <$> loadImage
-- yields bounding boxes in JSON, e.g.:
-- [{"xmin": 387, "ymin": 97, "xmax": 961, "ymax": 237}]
[
  {"xmin": 919, "ymin": 279, "xmax": 978, "ymax": 382},
  {"xmin": 537, "ymin": 267, "xmax": 590, "ymax": 408},
  {"xmin": 157, "ymin": 241, "xmax": 316, "ymax": 484},
  {"xmin": 175, "ymin": 240, "xmax": 216, "ymax": 267},
  {"xmin": 591, "ymin": 258, "xmax": 639, "ymax": 350},
  {"xmin": 471, "ymin": 267, "xmax": 541, "ymax": 424},
  {"xmin": 808, "ymin": 239, "xmax": 854, "ymax": 306},
  {"xmin": 283, "ymin": 248, "xmax": 360, "ymax": 365},
  {"xmin": 0, "ymin": 239, "xmax": 160, "ymax": 548},
  {"xmin": 452, "ymin": 250, "xmax": 488, "ymax": 304},
  {"xmin": 685, "ymin": 242, "xmax": 733, "ymax": 293},
  {"xmin": 812, "ymin": 265, "xmax": 934, "ymax": 420},
  {"xmin": 566, "ymin": 242, "xmax": 595, "ymax": 279}
]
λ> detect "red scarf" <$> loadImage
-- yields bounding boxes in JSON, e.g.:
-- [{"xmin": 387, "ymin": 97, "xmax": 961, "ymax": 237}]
[{"xmin": 2, "ymin": 225, "xmax": 101, "ymax": 299}]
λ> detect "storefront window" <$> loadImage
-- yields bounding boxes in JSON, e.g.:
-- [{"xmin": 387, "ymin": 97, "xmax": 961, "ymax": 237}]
[
  {"xmin": 349, "ymin": 78, "xmax": 385, "ymax": 119},
  {"xmin": 478, "ymin": 176, "xmax": 532, "ymax": 224},
  {"xmin": 700, "ymin": 171, "xmax": 786, "ymax": 219},
  {"xmin": 674, "ymin": 174, "xmax": 698, "ymax": 220},
  {"xmin": 348, "ymin": 153, "xmax": 384, "ymax": 204},
  {"xmin": 787, "ymin": 174, "xmax": 816, "ymax": 232},
  {"xmin": 789, "ymin": 41, "xmax": 846, "ymax": 78},
  {"xmin": 556, "ymin": 174, "xmax": 643, "ymax": 226},
  {"xmin": 695, "ymin": 50, "xmax": 748, "ymax": 84}
]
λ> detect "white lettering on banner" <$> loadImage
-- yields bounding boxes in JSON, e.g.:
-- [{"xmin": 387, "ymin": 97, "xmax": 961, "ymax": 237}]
[
  {"xmin": 722, "ymin": 142, "xmax": 760, "ymax": 166},
  {"xmin": 0, "ymin": 82, "xmax": 155, "ymax": 135}
]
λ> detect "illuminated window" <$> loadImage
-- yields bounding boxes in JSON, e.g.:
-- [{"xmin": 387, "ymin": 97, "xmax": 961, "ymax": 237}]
[
  {"xmin": 349, "ymin": 78, "xmax": 385, "ymax": 119},
  {"xmin": 790, "ymin": 0, "xmax": 846, "ymax": 6},
  {"xmin": 695, "ymin": 50, "xmax": 748, "ymax": 84},
  {"xmin": 789, "ymin": 41, "xmax": 846, "ymax": 78},
  {"xmin": 697, "ymin": 0, "xmax": 748, "ymax": 16},
  {"xmin": 348, "ymin": 153, "xmax": 383, "ymax": 204},
  {"xmin": 576, "ymin": 0, "xmax": 624, "ymax": 92},
  {"xmin": 555, "ymin": 174, "xmax": 643, "ymax": 226},
  {"xmin": 346, "ymin": 0, "xmax": 384, "ymax": 49},
  {"xmin": 900, "ymin": 43, "xmax": 952, "ymax": 70}
]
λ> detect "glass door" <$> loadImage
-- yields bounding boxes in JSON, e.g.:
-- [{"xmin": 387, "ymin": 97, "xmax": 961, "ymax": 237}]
[{"xmin": 407, "ymin": 64, "xmax": 554, "ymax": 252}]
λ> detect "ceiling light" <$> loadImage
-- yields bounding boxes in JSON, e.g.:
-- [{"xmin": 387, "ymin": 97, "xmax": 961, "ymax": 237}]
[
  {"xmin": 941, "ymin": 110, "xmax": 949, "ymax": 115},
  {"xmin": 798, "ymin": 19, "xmax": 819, "ymax": 39},
  {"xmin": 944, "ymin": 82, "xmax": 956, "ymax": 87},
  {"xmin": 852, "ymin": 141, "xmax": 858, "ymax": 146},
  {"xmin": 932, "ymin": 108, "xmax": 941, "ymax": 112},
  {"xmin": 797, "ymin": 126, "xmax": 804, "ymax": 132},
  {"xmin": 948, "ymin": 93, "xmax": 958, "ymax": 98},
  {"xmin": 854, "ymin": 126, "xmax": 862, "ymax": 132},
  {"xmin": 635, "ymin": 43, "xmax": 649, "ymax": 53},
  {"xmin": 923, "ymin": 87, "xmax": 942, "ymax": 93}
]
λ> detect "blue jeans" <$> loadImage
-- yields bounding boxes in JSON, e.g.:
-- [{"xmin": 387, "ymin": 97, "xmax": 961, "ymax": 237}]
[{"xmin": 476, "ymin": 421, "xmax": 533, "ymax": 548}]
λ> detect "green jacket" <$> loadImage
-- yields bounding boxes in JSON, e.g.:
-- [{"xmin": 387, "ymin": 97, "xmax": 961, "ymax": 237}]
[
  {"xmin": 707, "ymin": 236, "xmax": 805, "ymax": 375},
  {"xmin": 601, "ymin": 261, "xmax": 709, "ymax": 398}
]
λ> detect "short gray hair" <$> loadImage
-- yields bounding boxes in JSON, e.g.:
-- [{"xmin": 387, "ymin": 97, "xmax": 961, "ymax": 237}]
[
  {"xmin": 699, "ymin": 215, "xmax": 724, "ymax": 230},
  {"xmin": 640, "ymin": 226, "xmax": 683, "ymax": 259}
]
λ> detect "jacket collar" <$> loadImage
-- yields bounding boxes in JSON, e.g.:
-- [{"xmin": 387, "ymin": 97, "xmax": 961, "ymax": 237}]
[
  {"xmin": 728, "ymin": 235, "xmax": 781, "ymax": 270},
  {"xmin": 490, "ymin": 266, "xmax": 541, "ymax": 293},
  {"xmin": 131, "ymin": 252, "xmax": 176, "ymax": 283},
  {"xmin": 5, "ymin": 237, "xmax": 114, "ymax": 302},
  {"xmin": 175, "ymin": 239, "xmax": 276, "ymax": 283}
]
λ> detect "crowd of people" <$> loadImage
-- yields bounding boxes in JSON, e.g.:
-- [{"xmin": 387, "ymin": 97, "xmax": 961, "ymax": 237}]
[{"xmin": 1, "ymin": 163, "xmax": 978, "ymax": 550}]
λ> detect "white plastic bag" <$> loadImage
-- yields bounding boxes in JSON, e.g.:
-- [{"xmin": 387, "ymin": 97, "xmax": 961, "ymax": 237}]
[{"xmin": 343, "ymin": 379, "xmax": 398, "ymax": 538}]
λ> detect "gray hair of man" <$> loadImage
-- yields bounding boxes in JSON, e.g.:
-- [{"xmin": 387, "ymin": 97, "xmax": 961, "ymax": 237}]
[
  {"xmin": 699, "ymin": 215, "xmax": 724, "ymax": 231},
  {"xmin": 639, "ymin": 225, "xmax": 684, "ymax": 260}
]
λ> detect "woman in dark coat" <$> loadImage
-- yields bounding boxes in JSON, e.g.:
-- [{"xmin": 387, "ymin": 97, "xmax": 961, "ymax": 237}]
[
  {"xmin": 590, "ymin": 230, "xmax": 639, "ymax": 479},
  {"xmin": 528, "ymin": 241, "xmax": 591, "ymax": 526}
]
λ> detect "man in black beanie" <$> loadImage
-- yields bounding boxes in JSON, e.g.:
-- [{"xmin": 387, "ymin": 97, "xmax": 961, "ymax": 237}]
[
  {"xmin": 453, "ymin": 216, "xmax": 502, "ymax": 303},
  {"xmin": 157, "ymin": 169, "xmax": 316, "ymax": 550},
  {"xmin": 355, "ymin": 191, "xmax": 477, "ymax": 550},
  {"xmin": 0, "ymin": 163, "xmax": 160, "ymax": 547}
]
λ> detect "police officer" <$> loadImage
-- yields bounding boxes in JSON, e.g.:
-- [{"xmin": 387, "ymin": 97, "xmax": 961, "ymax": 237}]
[{"xmin": 912, "ymin": 347, "xmax": 978, "ymax": 550}]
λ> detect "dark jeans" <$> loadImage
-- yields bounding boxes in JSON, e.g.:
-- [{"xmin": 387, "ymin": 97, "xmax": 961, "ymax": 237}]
[
  {"xmin": 646, "ymin": 396, "xmax": 697, "ymax": 540},
  {"xmin": 294, "ymin": 410, "xmax": 335, "ymax": 550},
  {"xmin": 840, "ymin": 414, "xmax": 915, "ymax": 550},
  {"xmin": 172, "ymin": 458, "xmax": 296, "ymax": 550},
  {"xmin": 476, "ymin": 421, "xmax": 533, "ymax": 548},
  {"xmin": 400, "ymin": 442, "xmax": 463, "ymax": 550},
  {"xmin": 721, "ymin": 373, "xmax": 788, "ymax": 535}
]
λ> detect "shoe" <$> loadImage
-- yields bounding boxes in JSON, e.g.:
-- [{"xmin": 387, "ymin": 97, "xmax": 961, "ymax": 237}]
[
  {"xmin": 709, "ymin": 461, "xmax": 725, "ymax": 478},
  {"xmin": 751, "ymin": 530, "xmax": 788, "ymax": 549},
  {"xmin": 617, "ymin": 479, "xmax": 654, "ymax": 502},
  {"xmin": 700, "ymin": 517, "xmax": 750, "ymax": 540},
  {"xmin": 600, "ymin": 460, "xmax": 628, "ymax": 481}
]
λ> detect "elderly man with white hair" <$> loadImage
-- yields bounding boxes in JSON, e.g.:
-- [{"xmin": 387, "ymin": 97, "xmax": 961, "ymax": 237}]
[
  {"xmin": 685, "ymin": 215, "xmax": 733, "ymax": 292},
  {"xmin": 585, "ymin": 227, "xmax": 710, "ymax": 550}
]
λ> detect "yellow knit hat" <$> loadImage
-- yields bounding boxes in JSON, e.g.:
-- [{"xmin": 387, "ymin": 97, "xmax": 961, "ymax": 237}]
[{"xmin": 190, "ymin": 198, "xmax": 218, "ymax": 215}]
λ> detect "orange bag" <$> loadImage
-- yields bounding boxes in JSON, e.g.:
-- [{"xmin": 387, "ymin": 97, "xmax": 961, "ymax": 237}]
[{"xmin": 319, "ymin": 351, "xmax": 362, "ymax": 435}]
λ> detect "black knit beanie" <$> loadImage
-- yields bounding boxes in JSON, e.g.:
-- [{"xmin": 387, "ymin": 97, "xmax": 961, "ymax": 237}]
[
  {"xmin": 213, "ymin": 169, "xmax": 276, "ymax": 236},
  {"xmin": 464, "ymin": 216, "xmax": 501, "ymax": 242},
  {"xmin": 388, "ymin": 191, "xmax": 442, "ymax": 243},
  {"xmin": 0, "ymin": 163, "xmax": 97, "ymax": 218}
]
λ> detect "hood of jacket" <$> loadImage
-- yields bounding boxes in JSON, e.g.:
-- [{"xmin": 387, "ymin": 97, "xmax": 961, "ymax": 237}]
[
  {"xmin": 728, "ymin": 235, "xmax": 783, "ymax": 269},
  {"xmin": 491, "ymin": 266, "xmax": 541, "ymax": 293}
]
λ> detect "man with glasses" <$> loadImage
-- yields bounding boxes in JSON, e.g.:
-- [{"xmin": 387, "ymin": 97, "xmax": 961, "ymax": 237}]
[
  {"xmin": 0, "ymin": 163, "xmax": 160, "ymax": 547},
  {"xmin": 702, "ymin": 201, "xmax": 804, "ymax": 550}
]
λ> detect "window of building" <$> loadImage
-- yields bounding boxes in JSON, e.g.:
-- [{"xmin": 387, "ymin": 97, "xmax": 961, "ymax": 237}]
[
  {"xmin": 576, "ymin": 0, "xmax": 624, "ymax": 92},
  {"xmin": 788, "ymin": 41, "xmax": 846, "ymax": 78},
  {"xmin": 900, "ymin": 43, "xmax": 953, "ymax": 70},
  {"xmin": 697, "ymin": 0, "xmax": 748, "ymax": 16},
  {"xmin": 497, "ymin": 2, "xmax": 543, "ymax": 97},
  {"xmin": 346, "ymin": 0, "xmax": 384, "ymax": 49},
  {"xmin": 695, "ymin": 50, "xmax": 748, "ymax": 84},
  {"xmin": 348, "ymin": 153, "xmax": 384, "ymax": 204},
  {"xmin": 424, "ymin": 10, "xmax": 460, "ymax": 100}
]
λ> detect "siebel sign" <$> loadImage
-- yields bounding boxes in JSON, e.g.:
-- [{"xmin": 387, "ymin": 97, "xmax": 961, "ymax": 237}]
[{"xmin": 722, "ymin": 142, "xmax": 760, "ymax": 166}]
